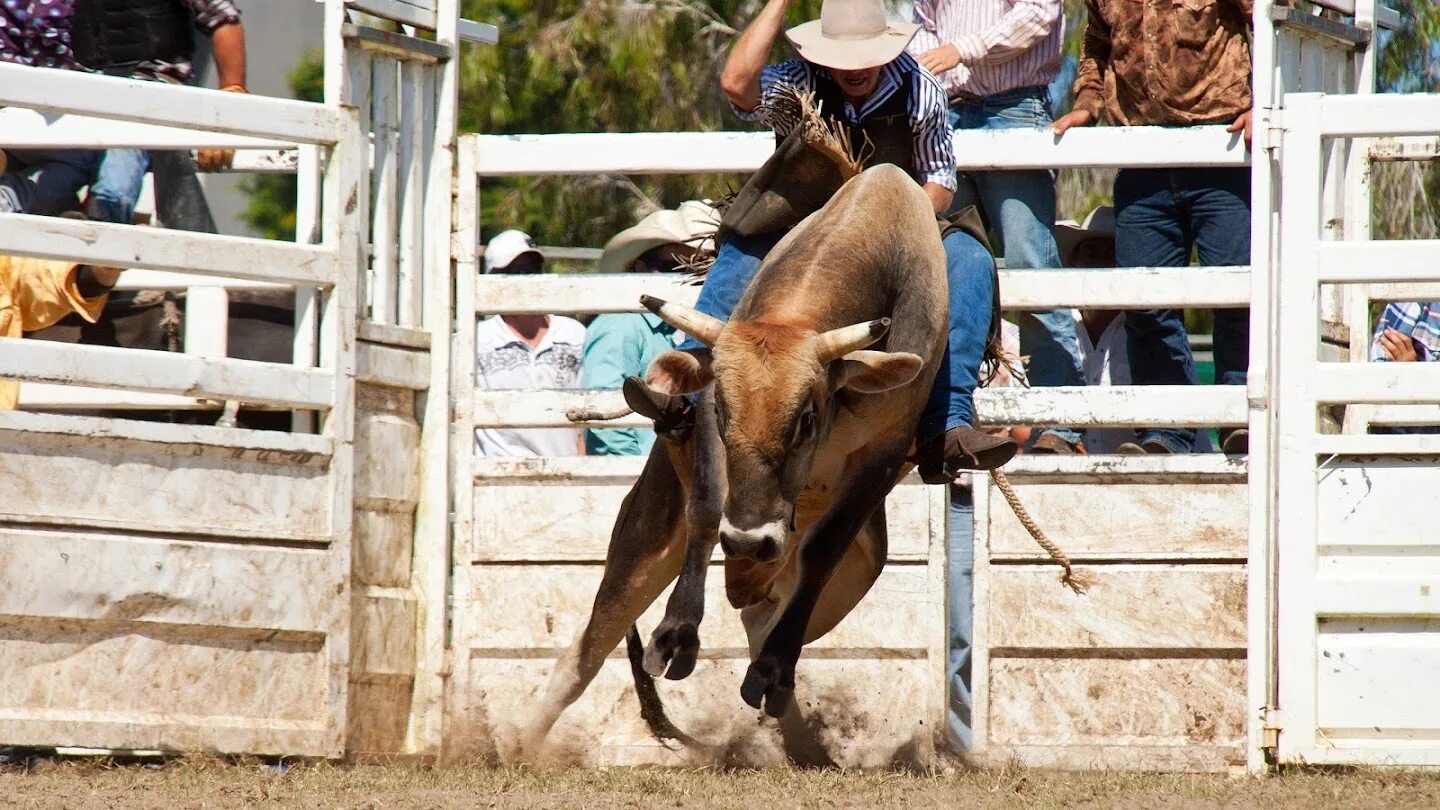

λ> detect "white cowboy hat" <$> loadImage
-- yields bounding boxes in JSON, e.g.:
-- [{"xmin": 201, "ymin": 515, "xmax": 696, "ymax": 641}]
[
  {"xmin": 1053, "ymin": 205, "xmax": 1115, "ymax": 267},
  {"xmin": 784, "ymin": 0, "xmax": 920, "ymax": 72},
  {"xmin": 482, "ymin": 229, "xmax": 543, "ymax": 273},
  {"xmin": 597, "ymin": 200, "xmax": 720, "ymax": 275}
]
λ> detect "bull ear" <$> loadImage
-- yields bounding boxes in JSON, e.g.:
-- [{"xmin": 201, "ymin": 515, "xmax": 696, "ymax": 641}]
[
  {"xmin": 643, "ymin": 349, "xmax": 715, "ymax": 396},
  {"xmin": 835, "ymin": 350, "xmax": 924, "ymax": 394}
]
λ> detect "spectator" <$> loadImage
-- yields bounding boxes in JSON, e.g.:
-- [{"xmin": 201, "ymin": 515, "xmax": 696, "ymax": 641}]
[
  {"xmin": 70, "ymin": 0, "xmax": 248, "ymax": 228},
  {"xmin": 582, "ymin": 200, "xmax": 718, "ymax": 456},
  {"xmin": 1053, "ymin": 0, "xmax": 1254, "ymax": 456},
  {"xmin": 0, "ymin": 0, "xmax": 98, "ymax": 217},
  {"xmin": 0, "ymin": 249, "xmax": 122, "ymax": 408},
  {"xmin": 1368, "ymin": 301, "xmax": 1440, "ymax": 435},
  {"xmin": 908, "ymin": 0, "xmax": 1090, "ymax": 456},
  {"xmin": 474, "ymin": 229, "xmax": 585, "ymax": 458},
  {"xmin": 1055, "ymin": 207, "xmax": 1216, "ymax": 453}
]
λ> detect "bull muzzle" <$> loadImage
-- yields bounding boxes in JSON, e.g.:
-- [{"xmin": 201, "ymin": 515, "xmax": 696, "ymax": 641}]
[{"xmin": 718, "ymin": 516, "xmax": 786, "ymax": 562}]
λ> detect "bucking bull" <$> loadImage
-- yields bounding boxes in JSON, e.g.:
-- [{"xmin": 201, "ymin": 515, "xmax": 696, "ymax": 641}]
[{"xmin": 523, "ymin": 163, "xmax": 950, "ymax": 760}]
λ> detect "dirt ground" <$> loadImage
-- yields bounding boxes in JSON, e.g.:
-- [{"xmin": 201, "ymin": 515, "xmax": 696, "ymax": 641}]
[{"xmin": 5, "ymin": 758, "xmax": 1440, "ymax": 810}]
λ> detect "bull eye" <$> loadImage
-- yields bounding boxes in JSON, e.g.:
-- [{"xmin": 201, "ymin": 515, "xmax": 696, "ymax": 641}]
[{"xmin": 794, "ymin": 408, "xmax": 817, "ymax": 445}]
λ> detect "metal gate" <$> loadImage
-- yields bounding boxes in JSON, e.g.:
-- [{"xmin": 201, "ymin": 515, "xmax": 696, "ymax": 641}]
[{"xmin": 1265, "ymin": 91, "xmax": 1440, "ymax": 766}]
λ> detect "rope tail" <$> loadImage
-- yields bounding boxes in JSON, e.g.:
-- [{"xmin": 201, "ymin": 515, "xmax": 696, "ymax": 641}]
[{"xmin": 989, "ymin": 468, "xmax": 1089, "ymax": 595}]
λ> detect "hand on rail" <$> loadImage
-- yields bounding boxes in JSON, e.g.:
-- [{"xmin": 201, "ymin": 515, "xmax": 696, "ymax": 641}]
[
  {"xmin": 1226, "ymin": 110, "xmax": 1253, "ymax": 150},
  {"xmin": 1378, "ymin": 328, "xmax": 1419, "ymax": 363},
  {"xmin": 917, "ymin": 44, "xmax": 962, "ymax": 76},
  {"xmin": 1050, "ymin": 109, "xmax": 1095, "ymax": 137},
  {"xmin": 194, "ymin": 85, "xmax": 249, "ymax": 172}
]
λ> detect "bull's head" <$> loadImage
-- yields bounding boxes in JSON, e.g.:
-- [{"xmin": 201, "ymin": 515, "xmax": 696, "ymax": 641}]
[{"xmin": 638, "ymin": 295, "xmax": 923, "ymax": 561}]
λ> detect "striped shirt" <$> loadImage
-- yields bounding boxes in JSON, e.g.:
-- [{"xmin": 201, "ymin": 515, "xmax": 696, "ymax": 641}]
[
  {"xmin": 1371, "ymin": 302, "xmax": 1440, "ymax": 363},
  {"xmin": 733, "ymin": 54, "xmax": 957, "ymax": 191},
  {"xmin": 907, "ymin": 0, "xmax": 1064, "ymax": 99}
]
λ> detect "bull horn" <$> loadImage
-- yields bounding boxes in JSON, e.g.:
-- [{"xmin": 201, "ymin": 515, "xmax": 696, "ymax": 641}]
[
  {"xmin": 640, "ymin": 295, "xmax": 724, "ymax": 346},
  {"xmin": 816, "ymin": 318, "xmax": 890, "ymax": 363}
]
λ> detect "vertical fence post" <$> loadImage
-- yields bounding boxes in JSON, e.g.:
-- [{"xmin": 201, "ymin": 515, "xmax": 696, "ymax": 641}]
[
  {"xmin": 446, "ymin": 133, "xmax": 481, "ymax": 758},
  {"xmin": 407, "ymin": 0, "xmax": 461, "ymax": 758},
  {"xmin": 371, "ymin": 57, "xmax": 400, "ymax": 325},
  {"xmin": 1246, "ymin": 0, "xmax": 1280, "ymax": 775},
  {"xmin": 397, "ymin": 60, "xmax": 426, "ymax": 328},
  {"xmin": 1273, "ymin": 93, "xmax": 1326, "ymax": 766}
]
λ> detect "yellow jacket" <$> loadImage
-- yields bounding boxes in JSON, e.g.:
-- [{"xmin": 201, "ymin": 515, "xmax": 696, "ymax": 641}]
[{"xmin": 0, "ymin": 256, "xmax": 110, "ymax": 409}]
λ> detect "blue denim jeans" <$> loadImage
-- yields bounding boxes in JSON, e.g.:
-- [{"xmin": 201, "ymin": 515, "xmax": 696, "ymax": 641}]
[
  {"xmin": 947, "ymin": 485, "xmax": 976, "ymax": 751},
  {"xmin": 88, "ymin": 148, "xmax": 151, "ymax": 225},
  {"xmin": 1114, "ymin": 167, "xmax": 1251, "ymax": 452},
  {"xmin": 680, "ymin": 228, "xmax": 995, "ymax": 441},
  {"xmin": 950, "ymin": 87, "xmax": 1086, "ymax": 447},
  {"xmin": 0, "ymin": 149, "xmax": 98, "ymax": 215}
]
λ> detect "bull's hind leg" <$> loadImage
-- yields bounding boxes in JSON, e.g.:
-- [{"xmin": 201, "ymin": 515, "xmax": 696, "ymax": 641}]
[
  {"xmin": 522, "ymin": 447, "xmax": 687, "ymax": 752},
  {"xmin": 644, "ymin": 388, "xmax": 724, "ymax": 680}
]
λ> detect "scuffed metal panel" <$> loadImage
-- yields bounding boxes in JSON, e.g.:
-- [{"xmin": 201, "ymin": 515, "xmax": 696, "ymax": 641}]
[
  {"xmin": 0, "ymin": 428, "xmax": 330, "ymax": 542},
  {"xmin": 987, "ymin": 567, "xmax": 1247, "ymax": 650},
  {"xmin": 460, "ymin": 564, "xmax": 934, "ymax": 654},
  {"xmin": 469, "ymin": 479, "xmax": 934, "ymax": 563},
  {"xmin": 987, "ymin": 658, "xmax": 1246, "ymax": 750},
  {"xmin": 0, "ymin": 527, "xmax": 340, "ymax": 755},
  {"xmin": 975, "ymin": 468, "xmax": 1250, "ymax": 773},
  {"xmin": 988, "ymin": 482, "xmax": 1247, "ymax": 558}
]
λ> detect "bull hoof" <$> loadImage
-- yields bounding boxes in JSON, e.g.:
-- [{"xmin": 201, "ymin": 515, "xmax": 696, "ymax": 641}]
[
  {"xmin": 740, "ymin": 656, "xmax": 794, "ymax": 718},
  {"xmin": 644, "ymin": 620, "xmax": 701, "ymax": 681}
]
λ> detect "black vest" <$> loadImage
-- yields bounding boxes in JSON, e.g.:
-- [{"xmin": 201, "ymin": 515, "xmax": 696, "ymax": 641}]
[
  {"xmin": 811, "ymin": 72, "xmax": 917, "ymax": 182},
  {"xmin": 71, "ymin": 0, "xmax": 194, "ymax": 75},
  {"xmin": 720, "ymin": 72, "xmax": 919, "ymax": 239}
]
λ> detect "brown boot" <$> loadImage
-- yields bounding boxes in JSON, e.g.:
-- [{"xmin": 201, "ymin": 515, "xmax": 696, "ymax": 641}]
[
  {"xmin": 622, "ymin": 376, "xmax": 694, "ymax": 443},
  {"xmin": 916, "ymin": 426, "xmax": 1018, "ymax": 483},
  {"xmin": 1030, "ymin": 432, "xmax": 1085, "ymax": 455}
]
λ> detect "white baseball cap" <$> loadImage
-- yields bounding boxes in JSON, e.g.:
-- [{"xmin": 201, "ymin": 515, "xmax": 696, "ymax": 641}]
[{"xmin": 483, "ymin": 229, "xmax": 543, "ymax": 273}]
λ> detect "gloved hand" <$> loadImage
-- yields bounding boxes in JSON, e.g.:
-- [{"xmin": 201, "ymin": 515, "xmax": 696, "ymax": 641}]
[{"xmin": 194, "ymin": 85, "xmax": 248, "ymax": 172}]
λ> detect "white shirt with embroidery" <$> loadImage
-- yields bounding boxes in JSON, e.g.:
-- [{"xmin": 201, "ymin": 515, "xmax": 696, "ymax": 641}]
[{"xmin": 474, "ymin": 315, "xmax": 585, "ymax": 457}]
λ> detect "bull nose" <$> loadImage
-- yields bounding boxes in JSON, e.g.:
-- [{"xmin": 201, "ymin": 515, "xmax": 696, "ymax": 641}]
[{"xmin": 718, "ymin": 516, "xmax": 785, "ymax": 562}]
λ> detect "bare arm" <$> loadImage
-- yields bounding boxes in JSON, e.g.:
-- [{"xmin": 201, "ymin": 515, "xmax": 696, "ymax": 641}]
[
  {"xmin": 720, "ymin": 0, "xmax": 792, "ymax": 111},
  {"xmin": 924, "ymin": 182, "xmax": 953, "ymax": 215},
  {"xmin": 210, "ymin": 22, "xmax": 246, "ymax": 90}
]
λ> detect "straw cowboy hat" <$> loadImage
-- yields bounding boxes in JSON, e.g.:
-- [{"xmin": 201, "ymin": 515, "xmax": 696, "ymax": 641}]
[
  {"xmin": 785, "ymin": 0, "xmax": 920, "ymax": 72},
  {"xmin": 1053, "ymin": 205, "xmax": 1115, "ymax": 267},
  {"xmin": 597, "ymin": 200, "xmax": 720, "ymax": 275}
]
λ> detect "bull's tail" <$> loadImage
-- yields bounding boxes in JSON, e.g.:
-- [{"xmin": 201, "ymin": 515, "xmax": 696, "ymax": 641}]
[{"xmin": 624, "ymin": 623, "xmax": 700, "ymax": 748}]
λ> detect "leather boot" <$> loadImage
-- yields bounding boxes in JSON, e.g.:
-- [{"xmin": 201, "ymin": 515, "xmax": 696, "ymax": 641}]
[{"xmin": 916, "ymin": 426, "xmax": 1018, "ymax": 484}]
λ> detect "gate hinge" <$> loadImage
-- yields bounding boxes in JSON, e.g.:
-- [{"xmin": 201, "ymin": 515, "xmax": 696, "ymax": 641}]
[{"xmin": 1262, "ymin": 706, "xmax": 1284, "ymax": 752}]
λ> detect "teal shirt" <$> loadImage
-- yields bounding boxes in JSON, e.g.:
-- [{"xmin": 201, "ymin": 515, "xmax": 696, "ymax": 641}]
[{"xmin": 581, "ymin": 313, "xmax": 679, "ymax": 456}]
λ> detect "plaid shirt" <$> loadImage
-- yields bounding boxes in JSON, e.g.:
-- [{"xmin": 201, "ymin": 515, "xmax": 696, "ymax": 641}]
[{"xmin": 1370, "ymin": 301, "xmax": 1440, "ymax": 363}]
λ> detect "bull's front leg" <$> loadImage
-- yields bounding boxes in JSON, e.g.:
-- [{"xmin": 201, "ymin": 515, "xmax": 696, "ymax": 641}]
[
  {"xmin": 644, "ymin": 388, "xmax": 725, "ymax": 680},
  {"xmin": 739, "ymin": 442, "xmax": 908, "ymax": 718}
]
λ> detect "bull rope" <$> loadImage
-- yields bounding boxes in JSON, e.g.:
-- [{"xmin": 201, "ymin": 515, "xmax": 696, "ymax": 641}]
[{"xmin": 989, "ymin": 468, "xmax": 1087, "ymax": 595}]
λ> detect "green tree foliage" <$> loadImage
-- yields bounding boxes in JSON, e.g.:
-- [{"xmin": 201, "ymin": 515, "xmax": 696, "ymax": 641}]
[
  {"xmin": 237, "ymin": 55, "xmax": 325, "ymax": 240},
  {"xmin": 459, "ymin": 0, "xmax": 821, "ymax": 249}
]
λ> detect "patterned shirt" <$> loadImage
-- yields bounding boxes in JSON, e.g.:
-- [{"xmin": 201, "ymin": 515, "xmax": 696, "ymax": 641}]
[
  {"xmin": 734, "ymin": 55, "xmax": 957, "ymax": 191},
  {"xmin": 1072, "ymin": 0, "xmax": 1252, "ymax": 126},
  {"xmin": 907, "ymin": 0, "xmax": 1064, "ymax": 99},
  {"xmin": 0, "ymin": 0, "xmax": 85, "ymax": 70},
  {"xmin": 1370, "ymin": 302, "xmax": 1440, "ymax": 363}
]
